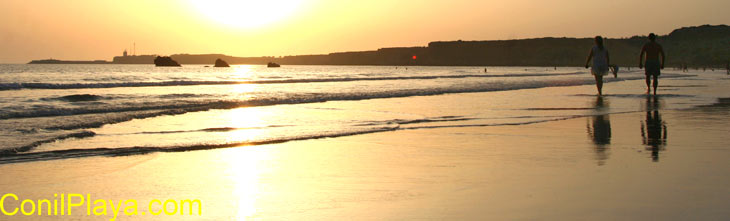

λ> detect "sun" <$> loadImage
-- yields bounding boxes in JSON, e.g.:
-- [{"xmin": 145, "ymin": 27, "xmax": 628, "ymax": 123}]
[{"xmin": 188, "ymin": 0, "xmax": 305, "ymax": 29}]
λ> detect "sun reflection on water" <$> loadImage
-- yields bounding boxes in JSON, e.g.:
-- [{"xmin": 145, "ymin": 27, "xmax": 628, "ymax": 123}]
[
  {"xmin": 221, "ymin": 107, "xmax": 273, "ymax": 144},
  {"xmin": 213, "ymin": 96, "xmax": 271, "ymax": 219},
  {"xmin": 228, "ymin": 65, "xmax": 260, "ymax": 100},
  {"xmin": 219, "ymin": 104, "xmax": 276, "ymax": 218},
  {"xmin": 231, "ymin": 65, "xmax": 254, "ymax": 77},
  {"xmin": 220, "ymin": 147, "xmax": 273, "ymax": 219}
]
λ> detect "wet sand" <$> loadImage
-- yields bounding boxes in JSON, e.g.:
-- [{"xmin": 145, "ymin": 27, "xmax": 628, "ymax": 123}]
[
  {"xmin": 3, "ymin": 105, "xmax": 730, "ymax": 220},
  {"xmin": 2, "ymin": 72, "xmax": 730, "ymax": 220}
]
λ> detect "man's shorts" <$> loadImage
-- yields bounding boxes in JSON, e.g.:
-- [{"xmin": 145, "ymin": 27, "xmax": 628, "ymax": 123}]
[{"xmin": 645, "ymin": 60, "xmax": 661, "ymax": 76}]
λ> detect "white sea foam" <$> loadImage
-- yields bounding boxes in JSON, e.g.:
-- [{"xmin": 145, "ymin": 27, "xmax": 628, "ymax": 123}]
[{"xmin": 0, "ymin": 72, "xmax": 583, "ymax": 90}]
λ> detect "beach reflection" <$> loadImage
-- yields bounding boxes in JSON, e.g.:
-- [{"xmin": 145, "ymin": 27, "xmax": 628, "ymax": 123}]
[
  {"xmin": 223, "ymin": 148, "xmax": 271, "ymax": 219},
  {"xmin": 641, "ymin": 96, "xmax": 668, "ymax": 162},
  {"xmin": 223, "ymin": 107, "xmax": 269, "ymax": 143},
  {"xmin": 587, "ymin": 97, "xmax": 611, "ymax": 165},
  {"xmin": 221, "ymin": 105, "xmax": 272, "ymax": 218}
]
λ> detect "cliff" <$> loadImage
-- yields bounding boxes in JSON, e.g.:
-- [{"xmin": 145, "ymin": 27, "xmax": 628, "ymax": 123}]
[{"xmin": 104, "ymin": 24, "xmax": 728, "ymax": 67}]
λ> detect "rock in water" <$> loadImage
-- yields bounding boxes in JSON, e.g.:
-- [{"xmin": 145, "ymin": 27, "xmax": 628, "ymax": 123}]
[
  {"xmin": 154, "ymin": 56, "xmax": 181, "ymax": 67},
  {"xmin": 214, "ymin": 58, "xmax": 230, "ymax": 67},
  {"xmin": 267, "ymin": 62, "xmax": 280, "ymax": 68}
]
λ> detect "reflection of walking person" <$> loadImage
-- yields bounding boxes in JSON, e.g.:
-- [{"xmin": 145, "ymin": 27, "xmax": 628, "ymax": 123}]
[
  {"xmin": 587, "ymin": 97, "xmax": 611, "ymax": 165},
  {"xmin": 639, "ymin": 33, "xmax": 665, "ymax": 95},
  {"xmin": 640, "ymin": 96, "xmax": 667, "ymax": 162},
  {"xmin": 585, "ymin": 36, "xmax": 610, "ymax": 95}
]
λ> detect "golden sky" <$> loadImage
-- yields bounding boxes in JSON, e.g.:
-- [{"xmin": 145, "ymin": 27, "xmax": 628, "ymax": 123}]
[{"xmin": 0, "ymin": 0, "xmax": 728, "ymax": 63}]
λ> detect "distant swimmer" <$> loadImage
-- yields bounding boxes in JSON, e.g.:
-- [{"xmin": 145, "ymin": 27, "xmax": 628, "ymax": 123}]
[
  {"xmin": 585, "ymin": 36, "xmax": 610, "ymax": 96},
  {"xmin": 484, "ymin": 68, "xmax": 487, "ymax": 73},
  {"xmin": 639, "ymin": 33, "xmax": 665, "ymax": 95}
]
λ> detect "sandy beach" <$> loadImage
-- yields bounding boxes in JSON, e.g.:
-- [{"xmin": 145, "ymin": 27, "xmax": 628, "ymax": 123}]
[{"xmin": 2, "ymin": 70, "xmax": 729, "ymax": 220}]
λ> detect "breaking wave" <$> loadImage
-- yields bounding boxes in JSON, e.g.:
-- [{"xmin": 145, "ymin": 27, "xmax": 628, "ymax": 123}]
[{"xmin": 0, "ymin": 72, "xmax": 583, "ymax": 90}]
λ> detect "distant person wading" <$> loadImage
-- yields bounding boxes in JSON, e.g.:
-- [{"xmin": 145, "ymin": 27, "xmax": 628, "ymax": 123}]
[{"xmin": 585, "ymin": 36, "xmax": 610, "ymax": 95}]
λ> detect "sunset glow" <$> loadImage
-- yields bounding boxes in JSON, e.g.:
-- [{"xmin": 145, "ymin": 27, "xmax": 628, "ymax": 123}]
[
  {"xmin": 188, "ymin": 0, "xmax": 305, "ymax": 28},
  {"xmin": 0, "ymin": 0, "xmax": 728, "ymax": 63}
]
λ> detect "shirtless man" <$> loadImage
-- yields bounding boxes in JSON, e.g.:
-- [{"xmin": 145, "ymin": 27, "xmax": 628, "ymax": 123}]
[{"xmin": 639, "ymin": 33, "xmax": 665, "ymax": 95}]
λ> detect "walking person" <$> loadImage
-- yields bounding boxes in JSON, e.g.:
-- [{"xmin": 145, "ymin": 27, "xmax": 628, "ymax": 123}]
[
  {"xmin": 585, "ymin": 36, "xmax": 610, "ymax": 95},
  {"xmin": 639, "ymin": 33, "xmax": 665, "ymax": 95}
]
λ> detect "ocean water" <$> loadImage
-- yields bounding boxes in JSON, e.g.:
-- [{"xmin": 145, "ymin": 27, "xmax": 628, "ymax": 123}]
[{"xmin": 0, "ymin": 64, "xmax": 725, "ymax": 164}]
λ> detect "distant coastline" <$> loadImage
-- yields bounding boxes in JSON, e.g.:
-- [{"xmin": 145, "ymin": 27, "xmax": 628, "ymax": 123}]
[
  {"xmin": 28, "ymin": 59, "xmax": 111, "ymax": 64},
  {"xmin": 28, "ymin": 24, "xmax": 729, "ymax": 67}
]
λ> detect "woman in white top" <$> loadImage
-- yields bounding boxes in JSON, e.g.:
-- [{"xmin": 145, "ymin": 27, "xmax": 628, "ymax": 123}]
[{"xmin": 585, "ymin": 36, "xmax": 610, "ymax": 95}]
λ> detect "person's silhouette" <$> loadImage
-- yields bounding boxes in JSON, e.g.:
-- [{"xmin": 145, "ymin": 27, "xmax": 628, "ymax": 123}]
[
  {"xmin": 639, "ymin": 33, "xmax": 666, "ymax": 95},
  {"xmin": 640, "ymin": 96, "xmax": 668, "ymax": 162},
  {"xmin": 586, "ymin": 97, "xmax": 612, "ymax": 165},
  {"xmin": 585, "ymin": 36, "xmax": 610, "ymax": 95}
]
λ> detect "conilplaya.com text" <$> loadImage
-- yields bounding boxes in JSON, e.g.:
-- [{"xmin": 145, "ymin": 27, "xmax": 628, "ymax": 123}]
[{"xmin": 1, "ymin": 193, "xmax": 201, "ymax": 220}]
